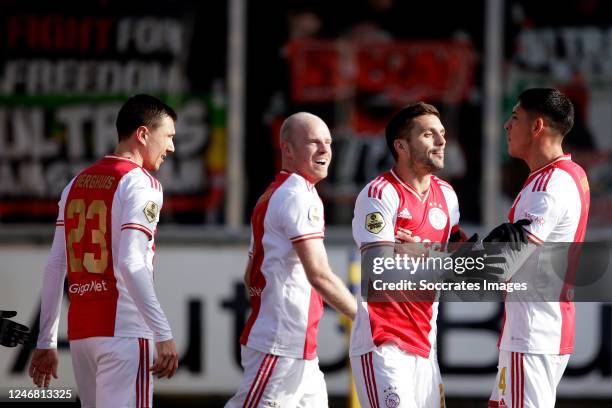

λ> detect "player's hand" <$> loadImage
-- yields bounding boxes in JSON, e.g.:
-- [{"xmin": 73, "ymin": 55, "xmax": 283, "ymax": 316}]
[
  {"xmin": 28, "ymin": 348, "xmax": 59, "ymax": 388},
  {"xmin": 448, "ymin": 226, "xmax": 469, "ymax": 252},
  {"xmin": 446, "ymin": 234, "xmax": 507, "ymax": 282},
  {"xmin": 395, "ymin": 228, "xmax": 415, "ymax": 243},
  {"xmin": 395, "ymin": 230, "xmax": 429, "ymax": 257},
  {"xmin": 484, "ymin": 219, "xmax": 532, "ymax": 250},
  {"xmin": 449, "ymin": 227, "xmax": 469, "ymax": 243},
  {"xmin": 151, "ymin": 339, "xmax": 178, "ymax": 379},
  {"xmin": 0, "ymin": 310, "xmax": 30, "ymax": 347}
]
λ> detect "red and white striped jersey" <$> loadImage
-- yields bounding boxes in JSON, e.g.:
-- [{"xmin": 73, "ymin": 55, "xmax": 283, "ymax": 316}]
[
  {"xmin": 37, "ymin": 155, "xmax": 172, "ymax": 347},
  {"xmin": 500, "ymin": 154, "xmax": 590, "ymax": 355},
  {"xmin": 350, "ymin": 169, "xmax": 459, "ymax": 358},
  {"xmin": 240, "ymin": 171, "xmax": 325, "ymax": 360}
]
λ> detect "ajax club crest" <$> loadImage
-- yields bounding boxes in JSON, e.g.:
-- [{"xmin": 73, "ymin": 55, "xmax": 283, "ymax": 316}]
[{"xmin": 384, "ymin": 385, "xmax": 400, "ymax": 408}]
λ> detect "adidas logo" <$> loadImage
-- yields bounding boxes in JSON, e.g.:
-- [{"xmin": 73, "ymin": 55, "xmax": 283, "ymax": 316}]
[{"xmin": 398, "ymin": 208, "xmax": 412, "ymax": 219}]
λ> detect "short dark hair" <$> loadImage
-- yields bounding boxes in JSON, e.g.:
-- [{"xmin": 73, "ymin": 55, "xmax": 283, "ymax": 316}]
[
  {"xmin": 116, "ymin": 94, "xmax": 178, "ymax": 141},
  {"xmin": 385, "ymin": 102, "xmax": 440, "ymax": 160},
  {"xmin": 518, "ymin": 88, "xmax": 574, "ymax": 136}
]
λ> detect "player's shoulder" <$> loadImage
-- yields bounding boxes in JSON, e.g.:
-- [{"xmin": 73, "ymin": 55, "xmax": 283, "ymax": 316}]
[
  {"xmin": 555, "ymin": 155, "xmax": 586, "ymax": 176},
  {"xmin": 358, "ymin": 173, "xmax": 398, "ymax": 203},
  {"xmin": 120, "ymin": 166, "xmax": 163, "ymax": 193},
  {"xmin": 273, "ymin": 172, "xmax": 316, "ymax": 198},
  {"xmin": 62, "ymin": 175, "xmax": 78, "ymax": 197},
  {"xmin": 268, "ymin": 173, "xmax": 319, "ymax": 212},
  {"xmin": 553, "ymin": 158, "xmax": 588, "ymax": 188},
  {"xmin": 135, "ymin": 167, "xmax": 163, "ymax": 192},
  {"xmin": 57, "ymin": 176, "xmax": 79, "ymax": 217},
  {"xmin": 529, "ymin": 165, "xmax": 576, "ymax": 197},
  {"xmin": 529, "ymin": 156, "xmax": 586, "ymax": 194}
]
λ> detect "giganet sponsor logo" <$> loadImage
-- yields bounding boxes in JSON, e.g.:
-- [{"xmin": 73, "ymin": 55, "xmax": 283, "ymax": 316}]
[{"xmin": 69, "ymin": 280, "xmax": 109, "ymax": 297}]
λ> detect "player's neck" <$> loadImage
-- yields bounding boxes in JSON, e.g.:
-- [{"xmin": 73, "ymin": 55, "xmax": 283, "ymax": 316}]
[
  {"xmin": 392, "ymin": 164, "xmax": 431, "ymax": 195},
  {"xmin": 114, "ymin": 142, "xmax": 144, "ymax": 167},
  {"xmin": 526, "ymin": 143, "xmax": 565, "ymax": 173}
]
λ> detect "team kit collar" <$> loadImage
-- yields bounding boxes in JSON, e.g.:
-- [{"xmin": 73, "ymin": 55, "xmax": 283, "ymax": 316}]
[{"xmin": 528, "ymin": 154, "xmax": 571, "ymax": 177}]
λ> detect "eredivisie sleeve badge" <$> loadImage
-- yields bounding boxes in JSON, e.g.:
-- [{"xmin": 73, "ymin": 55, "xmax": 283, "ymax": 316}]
[
  {"xmin": 143, "ymin": 201, "xmax": 159, "ymax": 223},
  {"xmin": 365, "ymin": 212, "xmax": 385, "ymax": 234}
]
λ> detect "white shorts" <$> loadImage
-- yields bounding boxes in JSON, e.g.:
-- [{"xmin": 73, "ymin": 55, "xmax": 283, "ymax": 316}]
[
  {"xmin": 70, "ymin": 337, "xmax": 153, "ymax": 408},
  {"xmin": 488, "ymin": 350, "xmax": 570, "ymax": 408},
  {"xmin": 225, "ymin": 346, "xmax": 328, "ymax": 408},
  {"xmin": 350, "ymin": 344, "xmax": 445, "ymax": 408}
]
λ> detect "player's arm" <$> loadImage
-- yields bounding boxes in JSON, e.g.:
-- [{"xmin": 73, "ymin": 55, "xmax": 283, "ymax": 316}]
[
  {"xmin": 29, "ymin": 186, "xmax": 71, "ymax": 388},
  {"xmin": 352, "ymin": 184, "xmax": 425, "ymax": 281},
  {"xmin": 118, "ymin": 228, "xmax": 178, "ymax": 378},
  {"xmin": 352, "ymin": 184, "xmax": 397, "ymax": 251},
  {"xmin": 29, "ymin": 224, "xmax": 64, "ymax": 387},
  {"xmin": 118, "ymin": 175, "xmax": 177, "ymax": 378},
  {"xmin": 279, "ymin": 190, "xmax": 356, "ymax": 319},
  {"xmin": 294, "ymin": 239, "xmax": 357, "ymax": 320},
  {"xmin": 118, "ymin": 229, "xmax": 173, "ymax": 341},
  {"xmin": 480, "ymin": 189, "xmax": 561, "ymax": 281},
  {"xmin": 118, "ymin": 176, "xmax": 173, "ymax": 341},
  {"xmin": 36, "ymin": 226, "xmax": 67, "ymax": 349}
]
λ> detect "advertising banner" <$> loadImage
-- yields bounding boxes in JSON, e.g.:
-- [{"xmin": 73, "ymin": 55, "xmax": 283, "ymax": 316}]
[{"xmin": 1, "ymin": 245, "xmax": 611, "ymax": 397}]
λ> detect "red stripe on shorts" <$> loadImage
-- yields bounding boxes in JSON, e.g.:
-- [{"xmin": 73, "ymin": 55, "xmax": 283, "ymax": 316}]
[
  {"xmin": 243, "ymin": 354, "xmax": 270, "ymax": 408},
  {"xmin": 136, "ymin": 339, "xmax": 142, "ymax": 408},
  {"xmin": 519, "ymin": 353, "xmax": 524, "ymax": 408},
  {"xmin": 368, "ymin": 352, "xmax": 380, "ymax": 408},
  {"xmin": 361, "ymin": 354, "xmax": 375, "ymax": 408},
  {"xmin": 251, "ymin": 355, "xmax": 279, "ymax": 408},
  {"xmin": 145, "ymin": 339, "xmax": 150, "ymax": 408}
]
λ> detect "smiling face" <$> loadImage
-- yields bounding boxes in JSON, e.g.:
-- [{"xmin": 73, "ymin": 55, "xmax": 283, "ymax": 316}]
[
  {"xmin": 504, "ymin": 103, "xmax": 534, "ymax": 159},
  {"xmin": 397, "ymin": 114, "xmax": 446, "ymax": 173},
  {"xmin": 141, "ymin": 115, "xmax": 176, "ymax": 172},
  {"xmin": 281, "ymin": 116, "xmax": 332, "ymax": 184}
]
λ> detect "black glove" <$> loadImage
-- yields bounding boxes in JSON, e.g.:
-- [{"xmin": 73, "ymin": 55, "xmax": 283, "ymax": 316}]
[
  {"xmin": 449, "ymin": 227, "xmax": 469, "ymax": 243},
  {"xmin": 446, "ymin": 234, "xmax": 507, "ymax": 283},
  {"xmin": 484, "ymin": 219, "xmax": 532, "ymax": 251},
  {"xmin": 0, "ymin": 310, "xmax": 30, "ymax": 347}
]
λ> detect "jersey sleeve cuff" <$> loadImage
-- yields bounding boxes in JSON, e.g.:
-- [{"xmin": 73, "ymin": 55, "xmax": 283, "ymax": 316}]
[
  {"xmin": 153, "ymin": 332, "xmax": 173, "ymax": 342},
  {"xmin": 36, "ymin": 340, "xmax": 57, "ymax": 349},
  {"xmin": 290, "ymin": 232, "xmax": 324, "ymax": 243},
  {"xmin": 360, "ymin": 241, "xmax": 395, "ymax": 251},
  {"xmin": 121, "ymin": 223, "xmax": 154, "ymax": 240}
]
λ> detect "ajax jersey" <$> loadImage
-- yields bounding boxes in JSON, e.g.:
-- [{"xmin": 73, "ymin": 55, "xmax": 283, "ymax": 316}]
[
  {"xmin": 59, "ymin": 155, "xmax": 165, "ymax": 341},
  {"xmin": 350, "ymin": 169, "xmax": 459, "ymax": 358},
  {"xmin": 500, "ymin": 155, "xmax": 590, "ymax": 355},
  {"xmin": 240, "ymin": 172, "xmax": 325, "ymax": 360}
]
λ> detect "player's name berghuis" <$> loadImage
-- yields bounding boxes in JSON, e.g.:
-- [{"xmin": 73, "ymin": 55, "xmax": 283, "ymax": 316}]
[{"xmin": 75, "ymin": 174, "xmax": 116, "ymax": 190}]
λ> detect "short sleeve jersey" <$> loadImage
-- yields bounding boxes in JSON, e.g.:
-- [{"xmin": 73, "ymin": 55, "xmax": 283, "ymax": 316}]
[
  {"xmin": 350, "ymin": 169, "xmax": 460, "ymax": 358},
  {"xmin": 59, "ymin": 155, "xmax": 164, "ymax": 340},
  {"xmin": 500, "ymin": 155, "xmax": 590, "ymax": 355},
  {"xmin": 240, "ymin": 172, "xmax": 326, "ymax": 360}
]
